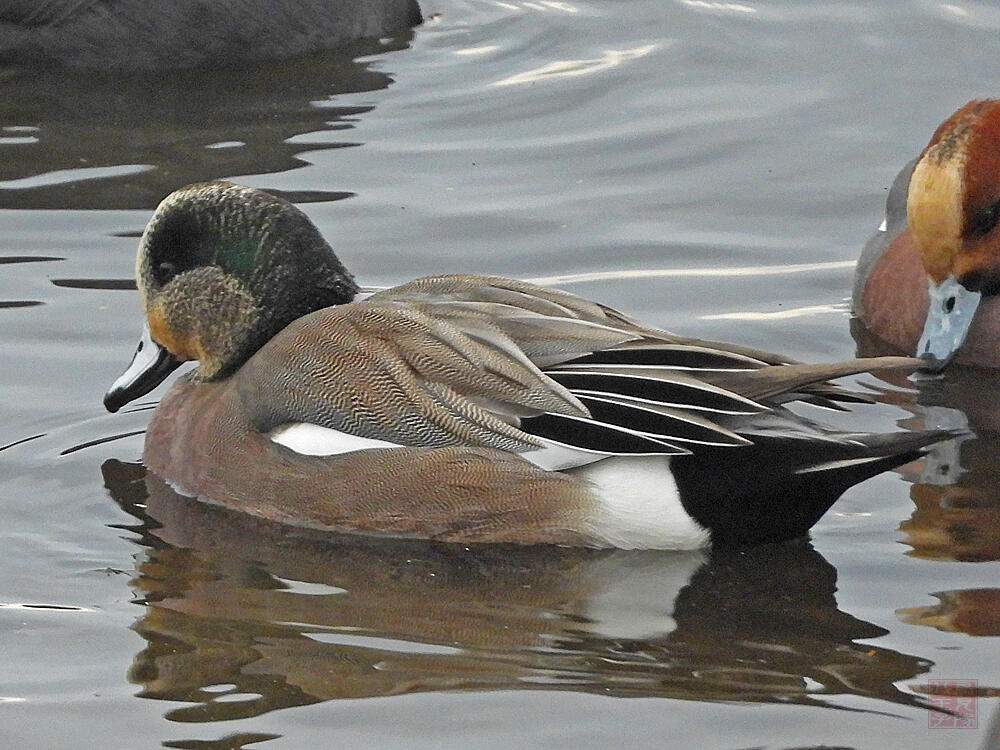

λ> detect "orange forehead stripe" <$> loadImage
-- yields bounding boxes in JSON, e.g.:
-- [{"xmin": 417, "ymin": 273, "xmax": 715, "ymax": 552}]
[
  {"xmin": 905, "ymin": 99, "xmax": 1000, "ymax": 284},
  {"xmin": 907, "ymin": 139, "xmax": 965, "ymax": 283}
]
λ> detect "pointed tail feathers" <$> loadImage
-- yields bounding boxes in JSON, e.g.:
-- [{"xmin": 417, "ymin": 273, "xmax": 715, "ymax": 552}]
[
  {"xmin": 672, "ymin": 427, "xmax": 965, "ymax": 546},
  {"xmin": 794, "ymin": 428, "xmax": 966, "ymax": 480}
]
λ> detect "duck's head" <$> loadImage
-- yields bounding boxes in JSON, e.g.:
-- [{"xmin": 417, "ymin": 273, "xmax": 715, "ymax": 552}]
[
  {"xmin": 104, "ymin": 182, "xmax": 359, "ymax": 412},
  {"xmin": 907, "ymin": 99, "xmax": 1000, "ymax": 371}
]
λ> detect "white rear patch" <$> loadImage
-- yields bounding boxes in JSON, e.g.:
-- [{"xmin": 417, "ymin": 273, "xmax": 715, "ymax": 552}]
[
  {"xmin": 269, "ymin": 423, "xmax": 401, "ymax": 455},
  {"xmin": 569, "ymin": 456, "xmax": 710, "ymax": 550},
  {"xmin": 877, "ymin": 218, "xmax": 887, "ymax": 232}
]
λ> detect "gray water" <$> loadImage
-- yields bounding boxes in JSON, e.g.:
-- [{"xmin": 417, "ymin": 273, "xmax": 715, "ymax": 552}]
[{"xmin": 3, "ymin": 1, "xmax": 1000, "ymax": 748}]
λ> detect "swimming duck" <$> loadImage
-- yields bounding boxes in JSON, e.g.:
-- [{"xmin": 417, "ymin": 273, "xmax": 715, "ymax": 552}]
[
  {"xmin": 104, "ymin": 182, "xmax": 954, "ymax": 549},
  {"xmin": 0, "ymin": 0, "xmax": 421, "ymax": 71},
  {"xmin": 854, "ymin": 99, "xmax": 1000, "ymax": 371}
]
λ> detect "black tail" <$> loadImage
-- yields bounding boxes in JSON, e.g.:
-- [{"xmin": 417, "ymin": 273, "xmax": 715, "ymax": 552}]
[{"xmin": 671, "ymin": 428, "xmax": 963, "ymax": 546}]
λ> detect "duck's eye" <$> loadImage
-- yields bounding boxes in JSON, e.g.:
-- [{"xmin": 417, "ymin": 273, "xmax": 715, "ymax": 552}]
[
  {"xmin": 155, "ymin": 261, "xmax": 178, "ymax": 284},
  {"xmin": 969, "ymin": 200, "xmax": 1000, "ymax": 236}
]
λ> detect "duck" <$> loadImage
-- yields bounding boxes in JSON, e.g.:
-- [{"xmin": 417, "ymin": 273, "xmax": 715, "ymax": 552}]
[
  {"xmin": 0, "ymin": 0, "xmax": 421, "ymax": 71},
  {"xmin": 854, "ymin": 99, "xmax": 1000, "ymax": 371},
  {"xmin": 104, "ymin": 182, "xmax": 956, "ymax": 550}
]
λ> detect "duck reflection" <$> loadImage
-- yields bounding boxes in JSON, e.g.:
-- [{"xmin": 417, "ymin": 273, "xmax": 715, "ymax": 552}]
[
  {"xmin": 853, "ymin": 319, "xmax": 1000, "ymax": 564},
  {"xmin": 899, "ymin": 589, "xmax": 1000, "ymax": 637},
  {"xmin": 0, "ymin": 37, "xmax": 411, "ymax": 211},
  {"xmin": 102, "ymin": 459, "xmax": 935, "ymax": 723}
]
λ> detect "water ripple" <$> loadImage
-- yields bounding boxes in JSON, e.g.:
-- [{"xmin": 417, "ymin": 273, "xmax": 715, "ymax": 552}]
[
  {"xmin": 0, "ymin": 164, "xmax": 155, "ymax": 190},
  {"xmin": 493, "ymin": 43, "xmax": 660, "ymax": 87}
]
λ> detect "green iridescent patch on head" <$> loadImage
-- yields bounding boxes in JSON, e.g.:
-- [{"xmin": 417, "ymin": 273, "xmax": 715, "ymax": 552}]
[{"xmin": 215, "ymin": 232, "xmax": 260, "ymax": 278}]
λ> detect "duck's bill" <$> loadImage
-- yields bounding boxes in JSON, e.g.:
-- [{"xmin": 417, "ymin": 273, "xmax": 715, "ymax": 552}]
[
  {"xmin": 917, "ymin": 275, "xmax": 982, "ymax": 372},
  {"xmin": 103, "ymin": 324, "xmax": 181, "ymax": 413}
]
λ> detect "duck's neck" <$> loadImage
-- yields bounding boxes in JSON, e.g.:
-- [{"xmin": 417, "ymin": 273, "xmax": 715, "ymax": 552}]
[{"xmin": 204, "ymin": 274, "xmax": 359, "ymax": 381}]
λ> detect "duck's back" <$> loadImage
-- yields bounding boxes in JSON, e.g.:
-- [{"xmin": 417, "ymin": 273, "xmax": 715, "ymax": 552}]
[{"xmin": 0, "ymin": 0, "xmax": 422, "ymax": 71}]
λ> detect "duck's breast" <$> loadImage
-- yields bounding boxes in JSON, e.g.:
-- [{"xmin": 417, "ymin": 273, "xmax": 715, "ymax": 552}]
[{"xmin": 855, "ymin": 227, "xmax": 930, "ymax": 355}]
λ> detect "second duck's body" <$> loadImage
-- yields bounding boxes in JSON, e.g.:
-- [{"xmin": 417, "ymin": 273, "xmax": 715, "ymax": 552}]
[
  {"xmin": 0, "ymin": 0, "xmax": 422, "ymax": 71},
  {"xmin": 854, "ymin": 99, "xmax": 1000, "ymax": 370}
]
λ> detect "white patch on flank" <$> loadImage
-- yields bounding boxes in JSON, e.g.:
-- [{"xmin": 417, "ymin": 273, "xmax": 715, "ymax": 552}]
[
  {"xmin": 271, "ymin": 424, "xmax": 639, "ymax": 472},
  {"xmin": 878, "ymin": 218, "xmax": 887, "ymax": 232},
  {"xmin": 269, "ymin": 423, "xmax": 401, "ymax": 455},
  {"xmin": 569, "ymin": 456, "xmax": 710, "ymax": 550}
]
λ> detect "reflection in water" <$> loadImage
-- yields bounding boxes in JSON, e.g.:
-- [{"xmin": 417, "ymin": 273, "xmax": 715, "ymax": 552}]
[
  {"xmin": 854, "ymin": 320, "xmax": 1000, "ymax": 563},
  {"xmin": 0, "ymin": 36, "xmax": 412, "ymax": 211},
  {"xmin": 101, "ymin": 460, "xmax": 938, "ymax": 727},
  {"xmin": 163, "ymin": 733, "xmax": 280, "ymax": 750},
  {"xmin": 899, "ymin": 589, "xmax": 1000, "ymax": 636},
  {"xmin": 854, "ymin": 323, "xmax": 1000, "ymax": 657}
]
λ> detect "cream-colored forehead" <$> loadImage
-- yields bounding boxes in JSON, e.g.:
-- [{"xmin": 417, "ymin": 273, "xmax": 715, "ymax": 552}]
[{"xmin": 907, "ymin": 141, "xmax": 966, "ymax": 282}]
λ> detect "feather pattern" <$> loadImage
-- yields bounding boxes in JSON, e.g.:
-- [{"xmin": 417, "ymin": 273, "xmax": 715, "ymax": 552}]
[
  {"xmin": 544, "ymin": 369, "xmax": 766, "ymax": 415},
  {"xmin": 517, "ymin": 412, "xmax": 689, "ymax": 455},
  {"xmin": 572, "ymin": 395, "xmax": 750, "ymax": 446},
  {"xmin": 700, "ymin": 357, "xmax": 919, "ymax": 402},
  {"xmin": 566, "ymin": 344, "xmax": 768, "ymax": 370},
  {"xmin": 232, "ymin": 275, "xmax": 926, "ymax": 467},
  {"xmin": 0, "ymin": 0, "xmax": 102, "ymax": 26}
]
